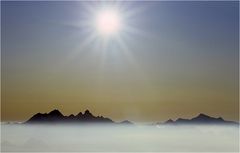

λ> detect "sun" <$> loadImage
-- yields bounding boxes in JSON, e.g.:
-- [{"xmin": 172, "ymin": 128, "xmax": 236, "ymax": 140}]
[{"xmin": 95, "ymin": 9, "xmax": 121, "ymax": 36}]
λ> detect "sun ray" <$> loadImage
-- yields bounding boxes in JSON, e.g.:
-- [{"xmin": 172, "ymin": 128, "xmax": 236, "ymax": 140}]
[
  {"xmin": 63, "ymin": 1, "xmax": 150, "ymax": 82},
  {"xmin": 115, "ymin": 35, "xmax": 142, "ymax": 73},
  {"xmin": 66, "ymin": 33, "xmax": 97, "ymax": 61}
]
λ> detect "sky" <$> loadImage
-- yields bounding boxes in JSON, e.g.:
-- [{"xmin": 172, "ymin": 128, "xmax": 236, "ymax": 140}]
[{"xmin": 1, "ymin": 1, "xmax": 239, "ymax": 123}]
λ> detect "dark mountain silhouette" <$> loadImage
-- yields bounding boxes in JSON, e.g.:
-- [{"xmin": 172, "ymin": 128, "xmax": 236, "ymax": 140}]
[
  {"xmin": 160, "ymin": 113, "xmax": 238, "ymax": 125},
  {"xmin": 165, "ymin": 119, "xmax": 174, "ymax": 124},
  {"xmin": 26, "ymin": 109, "xmax": 114, "ymax": 124},
  {"xmin": 118, "ymin": 120, "xmax": 134, "ymax": 125},
  {"xmin": 26, "ymin": 110, "xmax": 237, "ymax": 126}
]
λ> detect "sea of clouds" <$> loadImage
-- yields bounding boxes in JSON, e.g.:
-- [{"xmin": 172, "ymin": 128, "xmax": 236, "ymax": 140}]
[{"xmin": 1, "ymin": 123, "xmax": 239, "ymax": 152}]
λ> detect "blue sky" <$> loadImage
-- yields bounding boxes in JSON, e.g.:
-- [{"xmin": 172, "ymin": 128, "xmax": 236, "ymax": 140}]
[{"xmin": 2, "ymin": 1, "xmax": 239, "ymax": 122}]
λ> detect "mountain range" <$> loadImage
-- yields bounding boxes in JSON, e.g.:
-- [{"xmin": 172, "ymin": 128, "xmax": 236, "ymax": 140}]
[
  {"xmin": 26, "ymin": 109, "xmax": 238, "ymax": 125},
  {"xmin": 26, "ymin": 109, "xmax": 133, "ymax": 125},
  {"xmin": 158, "ymin": 113, "xmax": 238, "ymax": 125}
]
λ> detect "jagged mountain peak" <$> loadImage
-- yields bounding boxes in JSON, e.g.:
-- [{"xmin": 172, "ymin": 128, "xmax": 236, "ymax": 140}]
[
  {"xmin": 77, "ymin": 112, "xmax": 83, "ymax": 116},
  {"xmin": 165, "ymin": 119, "xmax": 174, "ymax": 123},
  {"xmin": 48, "ymin": 109, "xmax": 63, "ymax": 116},
  {"xmin": 195, "ymin": 113, "xmax": 211, "ymax": 119},
  {"xmin": 68, "ymin": 114, "xmax": 74, "ymax": 117},
  {"xmin": 84, "ymin": 109, "xmax": 94, "ymax": 116},
  {"xmin": 159, "ymin": 113, "xmax": 238, "ymax": 125},
  {"xmin": 84, "ymin": 109, "xmax": 91, "ymax": 114},
  {"xmin": 25, "ymin": 109, "xmax": 115, "ymax": 124}
]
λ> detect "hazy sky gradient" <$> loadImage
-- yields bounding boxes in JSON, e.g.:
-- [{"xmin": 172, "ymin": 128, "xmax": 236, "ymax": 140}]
[{"xmin": 2, "ymin": 1, "xmax": 239, "ymax": 122}]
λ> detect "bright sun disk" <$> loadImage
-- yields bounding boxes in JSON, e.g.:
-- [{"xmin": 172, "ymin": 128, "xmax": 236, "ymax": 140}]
[{"xmin": 96, "ymin": 9, "xmax": 121, "ymax": 35}]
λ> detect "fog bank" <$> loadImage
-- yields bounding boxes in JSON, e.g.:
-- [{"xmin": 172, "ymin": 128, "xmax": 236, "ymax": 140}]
[{"xmin": 1, "ymin": 124, "xmax": 239, "ymax": 152}]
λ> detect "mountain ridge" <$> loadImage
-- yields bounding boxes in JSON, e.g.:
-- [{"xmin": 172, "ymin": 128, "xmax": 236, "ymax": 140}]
[
  {"xmin": 25, "ymin": 109, "xmax": 238, "ymax": 125},
  {"xmin": 26, "ymin": 109, "xmax": 133, "ymax": 125},
  {"xmin": 159, "ymin": 113, "xmax": 238, "ymax": 125}
]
